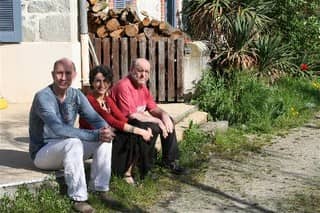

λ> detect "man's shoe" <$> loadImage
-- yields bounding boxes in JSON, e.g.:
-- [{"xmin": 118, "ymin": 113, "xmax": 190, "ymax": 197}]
[
  {"xmin": 165, "ymin": 161, "xmax": 189, "ymax": 175},
  {"xmin": 73, "ymin": 201, "xmax": 95, "ymax": 213}
]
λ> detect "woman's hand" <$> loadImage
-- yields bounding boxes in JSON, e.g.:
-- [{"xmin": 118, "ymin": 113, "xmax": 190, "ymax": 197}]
[
  {"xmin": 137, "ymin": 127, "xmax": 153, "ymax": 141},
  {"xmin": 143, "ymin": 128, "xmax": 153, "ymax": 141}
]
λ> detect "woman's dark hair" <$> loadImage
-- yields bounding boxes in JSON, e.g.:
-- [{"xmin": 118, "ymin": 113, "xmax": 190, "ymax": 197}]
[{"xmin": 89, "ymin": 65, "xmax": 113, "ymax": 89}]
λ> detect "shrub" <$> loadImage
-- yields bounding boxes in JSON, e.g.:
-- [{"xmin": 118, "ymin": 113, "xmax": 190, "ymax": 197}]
[{"xmin": 193, "ymin": 70, "xmax": 320, "ymax": 133}]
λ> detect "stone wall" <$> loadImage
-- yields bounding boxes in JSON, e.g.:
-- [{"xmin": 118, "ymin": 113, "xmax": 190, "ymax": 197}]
[{"xmin": 21, "ymin": 0, "xmax": 72, "ymax": 41}]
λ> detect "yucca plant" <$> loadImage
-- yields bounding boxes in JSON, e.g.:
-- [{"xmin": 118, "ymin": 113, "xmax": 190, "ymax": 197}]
[
  {"xmin": 182, "ymin": 0, "xmax": 232, "ymax": 40},
  {"xmin": 183, "ymin": 0, "xmax": 272, "ymax": 72},
  {"xmin": 253, "ymin": 35, "xmax": 298, "ymax": 82},
  {"xmin": 214, "ymin": 13, "xmax": 259, "ymax": 70}
]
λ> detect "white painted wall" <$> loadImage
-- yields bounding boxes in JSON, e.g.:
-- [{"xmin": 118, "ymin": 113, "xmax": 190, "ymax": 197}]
[
  {"xmin": 0, "ymin": 42, "xmax": 81, "ymax": 103},
  {"xmin": 136, "ymin": 0, "xmax": 161, "ymax": 20},
  {"xmin": 0, "ymin": 0, "xmax": 82, "ymax": 103}
]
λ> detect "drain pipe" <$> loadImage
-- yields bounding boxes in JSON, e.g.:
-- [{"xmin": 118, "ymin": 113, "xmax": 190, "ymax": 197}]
[{"xmin": 79, "ymin": 0, "xmax": 90, "ymax": 88}]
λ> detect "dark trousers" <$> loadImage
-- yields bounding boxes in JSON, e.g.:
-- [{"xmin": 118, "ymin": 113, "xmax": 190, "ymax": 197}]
[
  {"xmin": 128, "ymin": 119, "xmax": 179, "ymax": 165},
  {"xmin": 112, "ymin": 131, "xmax": 156, "ymax": 177}
]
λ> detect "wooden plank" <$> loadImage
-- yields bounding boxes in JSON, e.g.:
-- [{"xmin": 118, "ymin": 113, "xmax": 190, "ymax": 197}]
[
  {"xmin": 111, "ymin": 38, "xmax": 120, "ymax": 82},
  {"xmin": 138, "ymin": 39, "xmax": 146, "ymax": 58},
  {"xmin": 158, "ymin": 39, "xmax": 166, "ymax": 102},
  {"xmin": 130, "ymin": 37, "xmax": 137, "ymax": 65},
  {"xmin": 176, "ymin": 38, "xmax": 184, "ymax": 102},
  {"xmin": 167, "ymin": 39, "xmax": 175, "ymax": 102},
  {"xmin": 120, "ymin": 38, "xmax": 128, "ymax": 77},
  {"xmin": 148, "ymin": 39, "xmax": 156, "ymax": 98},
  {"xmin": 94, "ymin": 37, "xmax": 102, "ymax": 65},
  {"xmin": 102, "ymin": 38, "xmax": 111, "ymax": 67}
]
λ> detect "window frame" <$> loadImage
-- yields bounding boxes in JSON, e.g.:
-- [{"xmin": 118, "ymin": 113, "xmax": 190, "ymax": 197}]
[
  {"xmin": 0, "ymin": 0, "xmax": 22, "ymax": 43},
  {"xmin": 114, "ymin": 0, "xmax": 131, "ymax": 10}
]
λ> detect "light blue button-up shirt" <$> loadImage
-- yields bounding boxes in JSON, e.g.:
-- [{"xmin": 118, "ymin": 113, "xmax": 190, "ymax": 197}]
[{"xmin": 29, "ymin": 85, "xmax": 108, "ymax": 160}]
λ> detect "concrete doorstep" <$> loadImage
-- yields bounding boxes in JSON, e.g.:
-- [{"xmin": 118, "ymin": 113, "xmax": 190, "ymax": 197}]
[{"xmin": 0, "ymin": 103, "xmax": 208, "ymax": 197}]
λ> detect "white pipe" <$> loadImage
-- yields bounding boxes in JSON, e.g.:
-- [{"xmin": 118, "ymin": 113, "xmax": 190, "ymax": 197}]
[
  {"xmin": 79, "ymin": 0, "xmax": 90, "ymax": 87},
  {"xmin": 80, "ymin": 34, "xmax": 90, "ymax": 86}
]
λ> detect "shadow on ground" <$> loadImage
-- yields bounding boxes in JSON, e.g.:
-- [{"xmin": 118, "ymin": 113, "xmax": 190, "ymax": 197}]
[{"xmin": 0, "ymin": 149, "xmax": 37, "ymax": 171}]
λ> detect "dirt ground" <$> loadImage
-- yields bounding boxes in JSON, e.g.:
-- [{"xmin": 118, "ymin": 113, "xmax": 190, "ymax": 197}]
[{"xmin": 149, "ymin": 114, "xmax": 320, "ymax": 212}]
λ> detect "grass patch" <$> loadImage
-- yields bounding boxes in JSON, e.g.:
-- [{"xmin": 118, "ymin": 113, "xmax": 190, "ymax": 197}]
[
  {"xmin": 0, "ymin": 183, "xmax": 72, "ymax": 213},
  {"xmin": 213, "ymin": 128, "xmax": 267, "ymax": 160}
]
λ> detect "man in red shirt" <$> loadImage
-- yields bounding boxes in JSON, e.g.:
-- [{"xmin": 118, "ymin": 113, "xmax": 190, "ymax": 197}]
[{"xmin": 111, "ymin": 58, "xmax": 187, "ymax": 175}]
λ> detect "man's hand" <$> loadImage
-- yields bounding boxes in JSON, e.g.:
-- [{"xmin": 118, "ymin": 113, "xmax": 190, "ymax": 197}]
[
  {"xmin": 162, "ymin": 113, "xmax": 174, "ymax": 134},
  {"xmin": 99, "ymin": 126, "xmax": 115, "ymax": 142},
  {"xmin": 158, "ymin": 121, "xmax": 168, "ymax": 138}
]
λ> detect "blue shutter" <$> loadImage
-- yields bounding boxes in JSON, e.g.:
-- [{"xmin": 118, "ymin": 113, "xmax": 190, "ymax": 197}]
[
  {"xmin": 114, "ymin": 0, "xmax": 125, "ymax": 9},
  {"xmin": 0, "ymin": 0, "xmax": 22, "ymax": 42},
  {"xmin": 114, "ymin": 0, "xmax": 131, "ymax": 9}
]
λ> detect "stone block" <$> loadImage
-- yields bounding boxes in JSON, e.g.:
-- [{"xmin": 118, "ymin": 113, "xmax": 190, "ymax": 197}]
[
  {"xmin": 22, "ymin": 16, "xmax": 38, "ymax": 41},
  {"xmin": 27, "ymin": 0, "xmax": 70, "ymax": 13},
  {"xmin": 56, "ymin": 0, "xmax": 70, "ymax": 13},
  {"xmin": 39, "ymin": 15, "xmax": 71, "ymax": 41},
  {"xmin": 28, "ymin": 0, "xmax": 57, "ymax": 13}
]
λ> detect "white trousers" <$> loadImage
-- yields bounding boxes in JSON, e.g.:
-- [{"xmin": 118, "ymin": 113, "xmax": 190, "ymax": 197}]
[{"xmin": 34, "ymin": 138, "xmax": 112, "ymax": 201}]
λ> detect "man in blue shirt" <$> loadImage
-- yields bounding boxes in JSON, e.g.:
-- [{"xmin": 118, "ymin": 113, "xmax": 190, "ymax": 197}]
[{"xmin": 29, "ymin": 58, "xmax": 115, "ymax": 212}]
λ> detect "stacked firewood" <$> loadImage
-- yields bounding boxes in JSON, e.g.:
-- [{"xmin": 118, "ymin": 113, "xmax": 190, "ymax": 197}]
[{"xmin": 87, "ymin": 0, "xmax": 184, "ymax": 40}]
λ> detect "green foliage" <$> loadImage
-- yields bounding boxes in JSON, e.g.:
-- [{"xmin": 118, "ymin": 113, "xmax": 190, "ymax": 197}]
[
  {"xmin": 193, "ymin": 70, "xmax": 320, "ymax": 133},
  {"xmin": 89, "ymin": 175, "xmax": 161, "ymax": 211},
  {"xmin": 179, "ymin": 122, "xmax": 213, "ymax": 167},
  {"xmin": 0, "ymin": 184, "xmax": 71, "ymax": 213},
  {"xmin": 253, "ymin": 35, "xmax": 298, "ymax": 80},
  {"xmin": 183, "ymin": 0, "xmax": 320, "ymax": 79},
  {"xmin": 183, "ymin": 0, "xmax": 273, "ymax": 72},
  {"xmin": 214, "ymin": 128, "xmax": 265, "ymax": 158},
  {"xmin": 268, "ymin": 0, "xmax": 320, "ymax": 65}
]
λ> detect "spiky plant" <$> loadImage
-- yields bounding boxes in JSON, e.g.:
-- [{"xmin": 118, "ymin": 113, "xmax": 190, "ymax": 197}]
[{"xmin": 253, "ymin": 35, "xmax": 298, "ymax": 82}]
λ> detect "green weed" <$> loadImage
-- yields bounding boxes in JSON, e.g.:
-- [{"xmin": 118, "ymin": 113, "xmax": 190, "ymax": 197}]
[
  {"xmin": 179, "ymin": 122, "xmax": 214, "ymax": 167},
  {"xmin": 0, "ymin": 183, "xmax": 71, "ymax": 213},
  {"xmin": 193, "ymin": 70, "xmax": 320, "ymax": 134},
  {"xmin": 213, "ymin": 128, "xmax": 266, "ymax": 160}
]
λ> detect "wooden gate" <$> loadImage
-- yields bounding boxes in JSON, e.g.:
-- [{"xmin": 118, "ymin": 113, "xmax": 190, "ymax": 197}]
[{"xmin": 89, "ymin": 35, "xmax": 184, "ymax": 103}]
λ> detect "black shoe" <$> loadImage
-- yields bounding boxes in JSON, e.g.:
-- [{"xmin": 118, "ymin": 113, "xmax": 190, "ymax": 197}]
[{"xmin": 165, "ymin": 161, "xmax": 189, "ymax": 175}]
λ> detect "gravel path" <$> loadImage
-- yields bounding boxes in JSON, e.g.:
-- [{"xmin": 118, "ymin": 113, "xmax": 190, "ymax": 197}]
[{"xmin": 150, "ymin": 114, "xmax": 320, "ymax": 212}]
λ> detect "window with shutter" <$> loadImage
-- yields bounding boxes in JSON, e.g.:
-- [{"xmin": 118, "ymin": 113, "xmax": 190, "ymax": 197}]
[
  {"xmin": 114, "ymin": 0, "xmax": 131, "ymax": 9},
  {"xmin": 0, "ymin": 0, "xmax": 22, "ymax": 42}
]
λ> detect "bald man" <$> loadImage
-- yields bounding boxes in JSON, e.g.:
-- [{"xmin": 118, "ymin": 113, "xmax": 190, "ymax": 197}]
[
  {"xmin": 29, "ymin": 58, "xmax": 117, "ymax": 212},
  {"xmin": 111, "ymin": 58, "xmax": 187, "ymax": 176}
]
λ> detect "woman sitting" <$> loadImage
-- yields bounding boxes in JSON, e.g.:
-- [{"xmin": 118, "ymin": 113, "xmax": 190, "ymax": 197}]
[{"xmin": 79, "ymin": 65, "xmax": 156, "ymax": 184}]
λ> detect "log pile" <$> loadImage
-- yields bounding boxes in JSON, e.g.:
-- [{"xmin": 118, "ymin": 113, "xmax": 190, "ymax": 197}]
[{"xmin": 87, "ymin": 0, "xmax": 184, "ymax": 41}]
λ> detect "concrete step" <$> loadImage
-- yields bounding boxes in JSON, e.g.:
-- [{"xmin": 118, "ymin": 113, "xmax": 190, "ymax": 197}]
[{"xmin": 154, "ymin": 107, "xmax": 208, "ymax": 150}]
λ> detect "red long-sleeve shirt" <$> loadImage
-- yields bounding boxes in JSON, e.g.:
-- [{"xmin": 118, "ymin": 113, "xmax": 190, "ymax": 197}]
[{"xmin": 79, "ymin": 93, "xmax": 128, "ymax": 131}]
